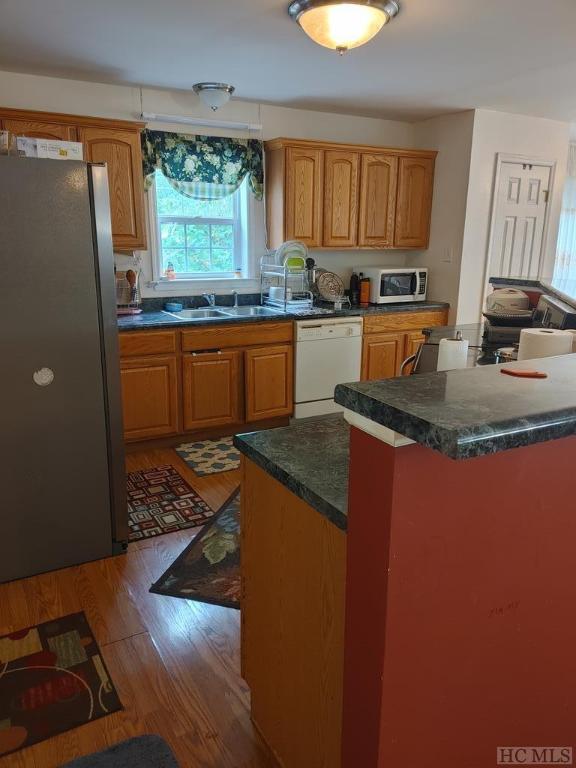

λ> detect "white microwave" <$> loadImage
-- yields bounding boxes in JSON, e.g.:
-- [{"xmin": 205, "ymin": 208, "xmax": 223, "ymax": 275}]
[{"xmin": 359, "ymin": 267, "xmax": 428, "ymax": 304}]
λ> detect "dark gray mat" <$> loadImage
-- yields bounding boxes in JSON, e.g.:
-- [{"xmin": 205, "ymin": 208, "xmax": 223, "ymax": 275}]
[{"xmin": 60, "ymin": 736, "xmax": 179, "ymax": 768}]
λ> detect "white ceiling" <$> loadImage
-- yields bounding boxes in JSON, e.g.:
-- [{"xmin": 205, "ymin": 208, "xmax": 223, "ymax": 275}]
[{"xmin": 1, "ymin": 0, "xmax": 576, "ymax": 122}]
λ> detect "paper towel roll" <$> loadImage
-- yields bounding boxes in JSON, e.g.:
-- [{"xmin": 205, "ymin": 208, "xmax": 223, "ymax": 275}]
[
  {"xmin": 517, "ymin": 328, "xmax": 574, "ymax": 361},
  {"xmin": 437, "ymin": 337, "xmax": 469, "ymax": 371}
]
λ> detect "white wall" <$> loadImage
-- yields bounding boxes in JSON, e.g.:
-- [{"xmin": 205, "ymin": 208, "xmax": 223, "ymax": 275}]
[
  {"xmin": 0, "ymin": 70, "xmax": 424, "ymax": 296},
  {"xmin": 457, "ymin": 109, "xmax": 570, "ymax": 323},
  {"xmin": 408, "ymin": 111, "xmax": 475, "ymax": 323}
]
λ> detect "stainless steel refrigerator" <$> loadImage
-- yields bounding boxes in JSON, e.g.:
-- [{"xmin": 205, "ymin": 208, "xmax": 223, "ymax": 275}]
[{"xmin": 0, "ymin": 156, "xmax": 127, "ymax": 583}]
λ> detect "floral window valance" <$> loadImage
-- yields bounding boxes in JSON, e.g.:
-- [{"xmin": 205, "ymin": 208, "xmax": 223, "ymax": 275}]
[{"xmin": 141, "ymin": 129, "xmax": 264, "ymax": 201}]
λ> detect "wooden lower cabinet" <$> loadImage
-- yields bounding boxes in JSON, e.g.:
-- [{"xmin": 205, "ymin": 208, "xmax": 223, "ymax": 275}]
[
  {"xmin": 182, "ymin": 350, "xmax": 242, "ymax": 431},
  {"xmin": 120, "ymin": 356, "xmax": 179, "ymax": 440},
  {"xmin": 242, "ymin": 459, "xmax": 346, "ymax": 768},
  {"xmin": 361, "ymin": 332, "xmax": 406, "ymax": 380},
  {"xmin": 361, "ymin": 310, "xmax": 448, "ymax": 381},
  {"xmin": 403, "ymin": 330, "xmax": 426, "ymax": 374},
  {"xmin": 245, "ymin": 345, "xmax": 293, "ymax": 422}
]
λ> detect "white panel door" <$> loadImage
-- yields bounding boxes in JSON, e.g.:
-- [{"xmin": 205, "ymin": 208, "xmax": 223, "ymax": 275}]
[{"xmin": 489, "ymin": 162, "xmax": 551, "ymax": 279}]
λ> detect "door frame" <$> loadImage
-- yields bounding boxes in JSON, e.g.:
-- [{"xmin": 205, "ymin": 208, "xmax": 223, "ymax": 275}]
[{"xmin": 482, "ymin": 153, "xmax": 556, "ymax": 302}]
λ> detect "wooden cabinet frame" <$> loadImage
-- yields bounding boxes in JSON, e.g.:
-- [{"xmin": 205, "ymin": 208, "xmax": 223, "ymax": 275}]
[
  {"xmin": 361, "ymin": 309, "xmax": 449, "ymax": 382},
  {"xmin": 265, "ymin": 137, "xmax": 436, "ymax": 251},
  {"xmin": 0, "ymin": 106, "xmax": 147, "ymax": 251}
]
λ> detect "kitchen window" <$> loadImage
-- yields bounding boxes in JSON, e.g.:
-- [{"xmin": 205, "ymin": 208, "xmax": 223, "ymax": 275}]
[{"xmin": 149, "ymin": 170, "xmax": 250, "ymax": 280}]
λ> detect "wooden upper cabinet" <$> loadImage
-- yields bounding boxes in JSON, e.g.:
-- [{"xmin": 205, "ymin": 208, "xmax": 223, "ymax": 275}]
[
  {"xmin": 323, "ymin": 151, "xmax": 359, "ymax": 247},
  {"xmin": 395, "ymin": 156, "xmax": 435, "ymax": 248},
  {"xmin": 358, "ymin": 153, "xmax": 398, "ymax": 248},
  {"xmin": 78, "ymin": 126, "xmax": 147, "ymax": 251},
  {"xmin": 182, "ymin": 350, "xmax": 242, "ymax": 431},
  {"xmin": 285, "ymin": 147, "xmax": 324, "ymax": 246},
  {"xmin": 2, "ymin": 118, "xmax": 77, "ymax": 141},
  {"xmin": 245, "ymin": 344, "xmax": 293, "ymax": 422},
  {"xmin": 265, "ymin": 138, "xmax": 436, "ymax": 250}
]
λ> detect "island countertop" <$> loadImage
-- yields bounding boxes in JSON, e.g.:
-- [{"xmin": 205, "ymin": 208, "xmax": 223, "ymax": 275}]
[
  {"xmin": 234, "ymin": 414, "xmax": 349, "ymax": 531},
  {"xmin": 335, "ymin": 354, "xmax": 576, "ymax": 460}
]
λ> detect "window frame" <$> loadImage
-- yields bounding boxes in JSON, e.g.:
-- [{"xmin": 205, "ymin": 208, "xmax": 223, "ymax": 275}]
[{"xmin": 148, "ymin": 172, "xmax": 247, "ymax": 282}]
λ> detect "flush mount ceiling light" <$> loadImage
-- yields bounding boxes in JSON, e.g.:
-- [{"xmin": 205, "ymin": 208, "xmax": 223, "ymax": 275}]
[
  {"xmin": 288, "ymin": 0, "xmax": 399, "ymax": 53},
  {"xmin": 192, "ymin": 82, "xmax": 235, "ymax": 111}
]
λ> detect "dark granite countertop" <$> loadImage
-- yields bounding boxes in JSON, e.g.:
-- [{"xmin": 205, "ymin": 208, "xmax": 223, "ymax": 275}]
[
  {"xmin": 335, "ymin": 354, "xmax": 576, "ymax": 460},
  {"xmin": 234, "ymin": 414, "xmax": 350, "ymax": 531},
  {"xmin": 117, "ymin": 300, "xmax": 449, "ymax": 332}
]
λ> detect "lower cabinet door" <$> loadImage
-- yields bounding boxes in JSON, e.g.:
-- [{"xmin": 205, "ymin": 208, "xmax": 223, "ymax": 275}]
[
  {"xmin": 403, "ymin": 331, "xmax": 426, "ymax": 375},
  {"xmin": 245, "ymin": 344, "xmax": 294, "ymax": 422},
  {"xmin": 183, "ymin": 350, "xmax": 242, "ymax": 431},
  {"xmin": 361, "ymin": 332, "xmax": 406, "ymax": 381},
  {"xmin": 120, "ymin": 356, "xmax": 179, "ymax": 440}
]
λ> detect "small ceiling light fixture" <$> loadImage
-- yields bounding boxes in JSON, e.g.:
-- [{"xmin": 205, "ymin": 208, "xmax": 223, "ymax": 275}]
[
  {"xmin": 288, "ymin": 0, "xmax": 399, "ymax": 53},
  {"xmin": 192, "ymin": 82, "xmax": 235, "ymax": 111}
]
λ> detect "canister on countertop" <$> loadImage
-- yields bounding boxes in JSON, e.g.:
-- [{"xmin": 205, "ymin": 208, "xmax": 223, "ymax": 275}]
[{"xmin": 359, "ymin": 273, "xmax": 371, "ymax": 307}]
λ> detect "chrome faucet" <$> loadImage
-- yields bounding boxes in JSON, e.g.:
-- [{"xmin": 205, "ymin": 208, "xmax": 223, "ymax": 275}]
[
  {"xmin": 232, "ymin": 290, "xmax": 239, "ymax": 308},
  {"xmin": 202, "ymin": 292, "xmax": 216, "ymax": 307}
]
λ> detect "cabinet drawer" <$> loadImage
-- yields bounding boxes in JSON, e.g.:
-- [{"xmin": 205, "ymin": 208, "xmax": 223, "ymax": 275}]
[
  {"xmin": 363, "ymin": 310, "xmax": 448, "ymax": 335},
  {"xmin": 119, "ymin": 330, "xmax": 178, "ymax": 358},
  {"xmin": 181, "ymin": 322, "xmax": 293, "ymax": 352}
]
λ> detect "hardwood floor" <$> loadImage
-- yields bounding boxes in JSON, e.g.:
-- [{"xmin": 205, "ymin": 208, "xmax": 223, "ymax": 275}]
[{"xmin": 0, "ymin": 449, "xmax": 277, "ymax": 768}]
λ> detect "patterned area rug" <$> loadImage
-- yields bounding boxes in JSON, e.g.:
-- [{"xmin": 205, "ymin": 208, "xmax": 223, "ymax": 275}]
[
  {"xmin": 127, "ymin": 465, "xmax": 214, "ymax": 541},
  {"xmin": 0, "ymin": 612, "xmax": 122, "ymax": 758},
  {"xmin": 175, "ymin": 437, "xmax": 240, "ymax": 476},
  {"xmin": 150, "ymin": 488, "xmax": 241, "ymax": 609}
]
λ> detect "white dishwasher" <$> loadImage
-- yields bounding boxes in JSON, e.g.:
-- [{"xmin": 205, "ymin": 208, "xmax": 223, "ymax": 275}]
[{"xmin": 294, "ymin": 317, "xmax": 364, "ymax": 419}]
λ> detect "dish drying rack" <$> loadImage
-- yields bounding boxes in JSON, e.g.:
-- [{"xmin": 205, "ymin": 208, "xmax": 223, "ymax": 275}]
[{"xmin": 260, "ymin": 253, "xmax": 314, "ymax": 312}]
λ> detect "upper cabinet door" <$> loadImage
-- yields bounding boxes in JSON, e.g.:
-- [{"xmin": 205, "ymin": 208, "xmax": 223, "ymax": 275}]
[
  {"xmin": 395, "ymin": 156, "xmax": 435, "ymax": 249},
  {"xmin": 323, "ymin": 151, "xmax": 359, "ymax": 248},
  {"xmin": 285, "ymin": 147, "xmax": 324, "ymax": 247},
  {"xmin": 2, "ymin": 118, "xmax": 77, "ymax": 141},
  {"xmin": 79, "ymin": 127, "xmax": 147, "ymax": 251},
  {"xmin": 358, "ymin": 154, "xmax": 398, "ymax": 248}
]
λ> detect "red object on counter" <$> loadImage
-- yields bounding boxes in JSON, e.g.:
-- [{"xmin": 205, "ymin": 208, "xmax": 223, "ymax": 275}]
[{"xmin": 501, "ymin": 368, "xmax": 548, "ymax": 379}]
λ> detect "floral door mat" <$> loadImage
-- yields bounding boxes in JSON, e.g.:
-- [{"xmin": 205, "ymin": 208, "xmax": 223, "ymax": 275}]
[
  {"xmin": 0, "ymin": 612, "xmax": 122, "ymax": 758},
  {"xmin": 150, "ymin": 488, "xmax": 241, "ymax": 609},
  {"xmin": 127, "ymin": 465, "xmax": 214, "ymax": 541},
  {"xmin": 175, "ymin": 437, "xmax": 240, "ymax": 476}
]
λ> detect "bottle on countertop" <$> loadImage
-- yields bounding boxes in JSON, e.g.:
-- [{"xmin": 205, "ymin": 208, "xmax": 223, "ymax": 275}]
[
  {"xmin": 359, "ymin": 273, "xmax": 371, "ymax": 307},
  {"xmin": 349, "ymin": 271, "xmax": 360, "ymax": 306}
]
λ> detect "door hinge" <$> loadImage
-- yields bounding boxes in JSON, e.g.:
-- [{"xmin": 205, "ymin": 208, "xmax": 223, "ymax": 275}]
[{"xmin": 543, "ymin": 190, "xmax": 549, "ymax": 203}]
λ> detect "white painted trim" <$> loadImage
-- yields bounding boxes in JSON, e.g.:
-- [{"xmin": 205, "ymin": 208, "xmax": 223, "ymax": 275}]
[
  {"xmin": 141, "ymin": 111, "xmax": 263, "ymax": 133},
  {"xmin": 482, "ymin": 152, "xmax": 557, "ymax": 316},
  {"xmin": 343, "ymin": 409, "xmax": 414, "ymax": 448}
]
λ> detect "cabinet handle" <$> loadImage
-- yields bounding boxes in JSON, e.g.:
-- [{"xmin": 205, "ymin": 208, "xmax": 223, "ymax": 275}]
[{"xmin": 191, "ymin": 349, "xmax": 222, "ymax": 356}]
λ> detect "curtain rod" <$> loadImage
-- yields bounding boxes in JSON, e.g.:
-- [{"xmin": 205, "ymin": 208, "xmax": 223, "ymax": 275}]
[{"xmin": 141, "ymin": 112, "xmax": 263, "ymax": 132}]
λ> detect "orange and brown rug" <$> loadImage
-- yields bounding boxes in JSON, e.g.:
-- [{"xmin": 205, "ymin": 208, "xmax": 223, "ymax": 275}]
[
  {"xmin": 127, "ymin": 465, "xmax": 215, "ymax": 541},
  {"xmin": 0, "ymin": 612, "xmax": 122, "ymax": 758}
]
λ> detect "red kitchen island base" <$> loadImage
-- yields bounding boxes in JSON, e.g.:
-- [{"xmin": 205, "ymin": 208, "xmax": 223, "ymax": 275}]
[{"xmin": 342, "ymin": 426, "xmax": 576, "ymax": 768}]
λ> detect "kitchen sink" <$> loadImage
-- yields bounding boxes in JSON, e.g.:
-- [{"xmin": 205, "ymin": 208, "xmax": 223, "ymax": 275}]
[
  {"xmin": 219, "ymin": 306, "xmax": 282, "ymax": 317},
  {"xmin": 163, "ymin": 308, "xmax": 229, "ymax": 320}
]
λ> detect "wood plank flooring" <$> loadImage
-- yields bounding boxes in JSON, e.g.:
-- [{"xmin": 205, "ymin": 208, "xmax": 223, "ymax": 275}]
[{"xmin": 0, "ymin": 448, "xmax": 277, "ymax": 768}]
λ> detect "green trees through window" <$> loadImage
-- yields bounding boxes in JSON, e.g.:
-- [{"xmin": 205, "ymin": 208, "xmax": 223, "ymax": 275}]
[{"xmin": 155, "ymin": 171, "xmax": 239, "ymax": 276}]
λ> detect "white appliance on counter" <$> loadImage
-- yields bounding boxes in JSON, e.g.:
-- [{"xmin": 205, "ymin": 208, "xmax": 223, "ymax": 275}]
[
  {"xmin": 358, "ymin": 267, "xmax": 428, "ymax": 304},
  {"xmin": 294, "ymin": 317, "xmax": 363, "ymax": 418}
]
